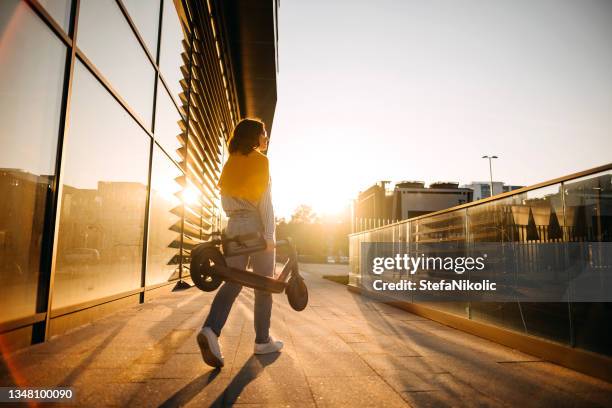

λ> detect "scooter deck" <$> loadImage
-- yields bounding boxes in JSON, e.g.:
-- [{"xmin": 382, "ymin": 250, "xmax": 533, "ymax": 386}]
[
  {"xmin": 212, "ymin": 265, "xmax": 287, "ymax": 293},
  {"xmin": 213, "ymin": 250, "xmax": 296, "ymax": 293}
]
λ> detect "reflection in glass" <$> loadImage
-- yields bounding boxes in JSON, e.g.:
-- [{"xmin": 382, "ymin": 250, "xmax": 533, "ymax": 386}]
[
  {"xmin": 564, "ymin": 171, "xmax": 612, "ymax": 242},
  {"xmin": 78, "ymin": 0, "xmax": 155, "ymax": 129},
  {"xmin": 468, "ymin": 186, "xmax": 571, "ymax": 344},
  {"xmin": 38, "ymin": 0, "xmax": 72, "ymax": 32},
  {"xmin": 0, "ymin": 0, "xmax": 66, "ymax": 322},
  {"xmin": 147, "ymin": 146, "xmax": 182, "ymax": 286},
  {"xmin": 52, "ymin": 61, "xmax": 149, "ymax": 310},
  {"xmin": 122, "ymin": 0, "xmax": 160, "ymax": 56},
  {"xmin": 413, "ymin": 212, "xmax": 469, "ymax": 317},
  {"xmin": 154, "ymin": 84, "xmax": 183, "ymax": 163},
  {"xmin": 467, "ymin": 199, "xmax": 525, "ymax": 333},
  {"xmin": 564, "ymin": 170, "xmax": 612, "ymax": 355},
  {"xmin": 159, "ymin": 0, "xmax": 188, "ymax": 102}
]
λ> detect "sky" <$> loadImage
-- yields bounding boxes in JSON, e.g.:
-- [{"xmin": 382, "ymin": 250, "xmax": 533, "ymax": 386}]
[{"xmin": 268, "ymin": 0, "xmax": 612, "ymax": 219}]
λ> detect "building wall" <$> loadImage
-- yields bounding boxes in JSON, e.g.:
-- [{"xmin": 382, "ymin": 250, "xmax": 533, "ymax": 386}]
[
  {"xmin": 395, "ymin": 187, "xmax": 473, "ymax": 220},
  {"xmin": 0, "ymin": 0, "xmax": 253, "ymax": 349},
  {"xmin": 352, "ymin": 182, "xmax": 395, "ymax": 232},
  {"xmin": 463, "ymin": 181, "xmax": 525, "ymax": 201},
  {"xmin": 352, "ymin": 181, "xmax": 473, "ymax": 232}
]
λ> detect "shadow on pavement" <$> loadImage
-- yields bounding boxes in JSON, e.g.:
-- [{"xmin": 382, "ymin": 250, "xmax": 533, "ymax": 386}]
[
  {"xmin": 211, "ymin": 353, "xmax": 280, "ymax": 406},
  {"xmin": 158, "ymin": 368, "xmax": 221, "ymax": 407}
]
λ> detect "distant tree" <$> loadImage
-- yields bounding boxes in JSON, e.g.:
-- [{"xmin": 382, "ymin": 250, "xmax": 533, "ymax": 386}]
[
  {"xmin": 290, "ymin": 205, "xmax": 318, "ymax": 224},
  {"xmin": 276, "ymin": 204, "xmax": 350, "ymax": 263}
]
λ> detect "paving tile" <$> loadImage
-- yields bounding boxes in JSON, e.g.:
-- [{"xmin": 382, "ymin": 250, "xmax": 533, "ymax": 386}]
[
  {"xmin": 287, "ymin": 323, "xmax": 336, "ymax": 337},
  {"xmin": 115, "ymin": 363, "xmax": 161, "ymax": 383},
  {"xmin": 430, "ymin": 373, "xmax": 506, "ymax": 407},
  {"xmin": 297, "ymin": 352, "xmax": 375, "ymax": 377},
  {"xmin": 291, "ymin": 335, "xmax": 353, "ymax": 354},
  {"xmin": 421, "ymin": 354, "xmax": 585, "ymax": 408},
  {"xmin": 151, "ymin": 353, "xmax": 229, "ymax": 380},
  {"xmin": 232, "ymin": 345, "xmax": 301, "ymax": 370},
  {"xmin": 75, "ymin": 382, "xmax": 144, "ymax": 407},
  {"xmin": 308, "ymin": 376, "xmax": 408, "ymax": 407},
  {"xmin": 4, "ymin": 353, "xmax": 93, "ymax": 387},
  {"xmin": 337, "ymin": 332, "xmax": 369, "ymax": 343},
  {"xmin": 228, "ymin": 403, "xmax": 316, "ymax": 408},
  {"xmin": 88, "ymin": 348, "xmax": 144, "ymax": 369},
  {"xmin": 497, "ymin": 361, "xmax": 612, "ymax": 407},
  {"xmin": 129, "ymin": 375, "xmax": 228, "ymax": 407},
  {"xmin": 359, "ymin": 354, "xmax": 446, "ymax": 376},
  {"xmin": 378, "ymin": 371, "xmax": 439, "ymax": 393},
  {"xmin": 349, "ymin": 341, "xmax": 420, "ymax": 357},
  {"xmin": 399, "ymin": 391, "xmax": 457, "ymax": 408},
  {"xmin": 222, "ymin": 366, "xmax": 314, "ymax": 405}
]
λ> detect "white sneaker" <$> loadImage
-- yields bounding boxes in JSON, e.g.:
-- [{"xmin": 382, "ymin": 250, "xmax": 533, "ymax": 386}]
[
  {"xmin": 254, "ymin": 336, "xmax": 284, "ymax": 355},
  {"xmin": 197, "ymin": 327, "xmax": 224, "ymax": 367}
]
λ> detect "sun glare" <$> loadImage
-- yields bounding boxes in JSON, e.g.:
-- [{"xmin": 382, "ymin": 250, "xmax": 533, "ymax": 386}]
[{"xmin": 182, "ymin": 184, "xmax": 201, "ymax": 206}]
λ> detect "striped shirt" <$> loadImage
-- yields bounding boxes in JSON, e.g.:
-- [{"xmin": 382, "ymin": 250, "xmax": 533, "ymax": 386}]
[{"xmin": 220, "ymin": 177, "xmax": 275, "ymax": 240}]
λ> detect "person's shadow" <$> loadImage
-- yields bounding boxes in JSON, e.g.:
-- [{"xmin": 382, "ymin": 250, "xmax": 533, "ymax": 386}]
[{"xmin": 158, "ymin": 353, "xmax": 280, "ymax": 407}]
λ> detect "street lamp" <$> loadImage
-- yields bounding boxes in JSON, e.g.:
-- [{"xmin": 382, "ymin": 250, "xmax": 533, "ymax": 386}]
[{"xmin": 482, "ymin": 155, "xmax": 498, "ymax": 198}]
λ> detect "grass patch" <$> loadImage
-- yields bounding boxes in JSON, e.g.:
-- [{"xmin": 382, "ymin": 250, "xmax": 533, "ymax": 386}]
[{"xmin": 323, "ymin": 275, "xmax": 349, "ymax": 285}]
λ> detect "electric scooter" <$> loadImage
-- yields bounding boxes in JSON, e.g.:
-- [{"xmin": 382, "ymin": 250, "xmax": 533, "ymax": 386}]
[{"xmin": 189, "ymin": 232, "xmax": 308, "ymax": 311}]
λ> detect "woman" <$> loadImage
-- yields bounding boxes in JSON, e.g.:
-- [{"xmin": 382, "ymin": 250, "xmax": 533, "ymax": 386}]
[{"xmin": 197, "ymin": 118, "xmax": 283, "ymax": 368}]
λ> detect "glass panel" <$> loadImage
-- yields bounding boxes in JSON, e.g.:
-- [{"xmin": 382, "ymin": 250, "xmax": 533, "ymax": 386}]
[
  {"xmin": 564, "ymin": 170, "xmax": 611, "ymax": 242},
  {"xmin": 413, "ymin": 211, "xmax": 469, "ymax": 317},
  {"xmin": 122, "ymin": 0, "xmax": 161, "ymax": 57},
  {"xmin": 154, "ymin": 84, "xmax": 183, "ymax": 163},
  {"xmin": 564, "ymin": 170, "xmax": 612, "ymax": 355},
  {"xmin": 159, "ymin": 0, "xmax": 187, "ymax": 102},
  {"xmin": 468, "ymin": 185, "xmax": 571, "ymax": 344},
  {"xmin": 146, "ymin": 146, "xmax": 182, "ymax": 286},
  {"xmin": 77, "ymin": 0, "xmax": 155, "ymax": 129},
  {"xmin": 52, "ymin": 61, "xmax": 149, "ymax": 310},
  {"xmin": 467, "ymin": 198, "xmax": 526, "ymax": 333},
  {"xmin": 0, "ymin": 0, "xmax": 67, "ymax": 323},
  {"xmin": 38, "ymin": 0, "xmax": 72, "ymax": 32}
]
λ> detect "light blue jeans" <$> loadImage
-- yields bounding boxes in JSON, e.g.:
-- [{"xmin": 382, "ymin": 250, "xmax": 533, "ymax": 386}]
[{"xmin": 203, "ymin": 212, "xmax": 275, "ymax": 343}]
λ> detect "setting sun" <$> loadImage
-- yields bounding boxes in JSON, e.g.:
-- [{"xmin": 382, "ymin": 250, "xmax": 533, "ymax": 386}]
[{"xmin": 181, "ymin": 184, "xmax": 201, "ymax": 206}]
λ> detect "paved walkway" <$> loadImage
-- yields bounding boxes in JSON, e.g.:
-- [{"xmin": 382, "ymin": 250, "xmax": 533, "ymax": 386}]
[{"xmin": 2, "ymin": 264, "xmax": 611, "ymax": 407}]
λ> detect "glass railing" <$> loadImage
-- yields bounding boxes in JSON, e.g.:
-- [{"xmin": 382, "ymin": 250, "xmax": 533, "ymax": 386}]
[{"xmin": 349, "ymin": 164, "xmax": 612, "ymax": 356}]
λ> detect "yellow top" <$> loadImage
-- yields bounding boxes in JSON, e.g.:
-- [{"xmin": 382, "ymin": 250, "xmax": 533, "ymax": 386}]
[{"xmin": 217, "ymin": 150, "xmax": 269, "ymax": 204}]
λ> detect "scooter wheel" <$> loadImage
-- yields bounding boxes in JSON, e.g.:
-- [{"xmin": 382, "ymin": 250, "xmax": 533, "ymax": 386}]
[
  {"xmin": 286, "ymin": 272, "xmax": 308, "ymax": 311},
  {"xmin": 190, "ymin": 246, "xmax": 224, "ymax": 292}
]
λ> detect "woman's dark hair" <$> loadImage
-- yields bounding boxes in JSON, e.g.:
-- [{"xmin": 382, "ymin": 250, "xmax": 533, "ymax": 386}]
[{"xmin": 228, "ymin": 118, "xmax": 266, "ymax": 155}]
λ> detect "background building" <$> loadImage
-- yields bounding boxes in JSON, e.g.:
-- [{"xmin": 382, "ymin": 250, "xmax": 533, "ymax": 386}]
[
  {"xmin": 462, "ymin": 181, "xmax": 524, "ymax": 200},
  {"xmin": 352, "ymin": 180, "xmax": 473, "ymax": 232},
  {"xmin": 0, "ymin": 0, "xmax": 277, "ymax": 351},
  {"xmin": 352, "ymin": 181, "xmax": 394, "ymax": 231},
  {"xmin": 392, "ymin": 181, "xmax": 473, "ymax": 220}
]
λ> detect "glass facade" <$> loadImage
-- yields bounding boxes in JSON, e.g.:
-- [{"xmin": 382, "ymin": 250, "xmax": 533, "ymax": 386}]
[
  {"xmin": 53, "ymin": 61, "xmax": 150, "ymax": 309},
  {"xmin": 350, "ymin": 169, "xmax": 612, "ymax": 356},
  {"xmin": 159, "ymin": 0, "xmax": 188, "ymax": 103},
  {"xmin": 77, "ymin": 0, "xmax": 156, "ymax": 129},
  {"xmin": 0, "ymin": 0, "xmax": 240, "ymax": 345},
  {"xmin": 0, "ymin": 0, "xmax": 67, "ymax": 323},
  {"xmin": 146, "ymin": 146, "xmax": 182, "ymax": 286},
  {"xmin": 38, "ymin": 0, "xmax": 72, "ymax": 32},
  {"xmin": 154, "ymin": 84, "xmax": 183, "ymax": 164},
  {"xmin": 122, "ymin": 0, "xmax": 160, "ymax": 56}
]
